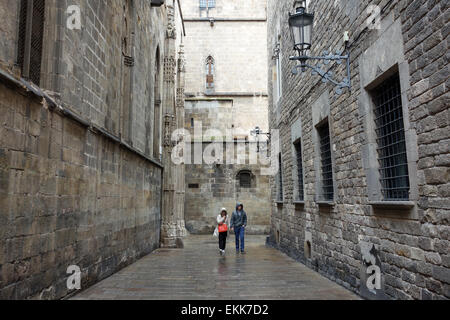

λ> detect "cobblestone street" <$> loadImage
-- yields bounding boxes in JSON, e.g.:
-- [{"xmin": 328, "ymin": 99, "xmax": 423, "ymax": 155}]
[{"xmin": 72, "ymin": 236, "xmax": 359, "ymax": 300}]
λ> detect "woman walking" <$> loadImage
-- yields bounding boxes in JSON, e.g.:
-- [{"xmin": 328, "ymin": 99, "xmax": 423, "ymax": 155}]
[{"xmin": 216, "ymin": 208, "xmax": 229, "ymax": 256}]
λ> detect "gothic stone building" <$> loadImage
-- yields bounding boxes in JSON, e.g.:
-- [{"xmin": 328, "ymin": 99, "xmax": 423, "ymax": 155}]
[
  {"xmin": 267, "ymin": 0, "xmax": 449, "ymax": 299},
  {"xmin": 180, "ymin": 0, "xmax": 272, "ymax": 234},
  {"xmin": 0, "ymin": 0, "xmax": 186, "ymax": 299}
]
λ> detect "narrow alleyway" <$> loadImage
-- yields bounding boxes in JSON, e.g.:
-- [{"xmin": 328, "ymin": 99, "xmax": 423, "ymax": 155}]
[{"xmin": 71, "ymin": 236, "xmax": 359, "ymax": 300}]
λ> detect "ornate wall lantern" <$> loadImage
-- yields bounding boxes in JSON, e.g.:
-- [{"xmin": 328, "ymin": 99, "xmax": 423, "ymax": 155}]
[{"xmin": 288, "ymin": 0, "xmax": 351, "ymax": 94}]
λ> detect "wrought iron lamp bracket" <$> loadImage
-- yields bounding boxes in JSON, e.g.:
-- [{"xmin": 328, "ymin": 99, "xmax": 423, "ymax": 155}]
[
  {"xmin": 251, "ymin": 129, "xmax": 271, "ymax": 153},
  {"xmin": 289, "ymin": 50, "xmax": 351, "ymax": 95},
  {"xmin": 251, "ymin": 131, "xmax": 271, "ymax": 139}
]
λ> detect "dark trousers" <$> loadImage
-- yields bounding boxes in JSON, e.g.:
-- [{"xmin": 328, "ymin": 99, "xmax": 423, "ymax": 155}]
[
  {"xmin": 219, "ymin": 232, "xmax": 227, "ymax": 250},
  {"xmin": 234, "ymin": 226, "xmax": 245, "ymax": 251}
]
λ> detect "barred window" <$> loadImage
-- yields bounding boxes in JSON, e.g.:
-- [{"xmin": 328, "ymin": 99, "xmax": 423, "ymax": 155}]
[
  {"xmin": 277, "ymin": 153, "xmax": 283, "ymax": 201},
  {"xmin": 372, "ymin": 73, "xmax": 410, "ymax": 200},
  {"xmin": 318, "ymin": 122, "xmax": 333, "ymax": 201},
  {"xmin": 18, "ymin": 0, "xmax": 45, "ymax": 86},
  {"xmin": 294, "ymin": 141, "xmax": 304, "ymax": 201},
  {"xmin": 238, "ymin": 171, "xmax": 252, "ymax": 188}
]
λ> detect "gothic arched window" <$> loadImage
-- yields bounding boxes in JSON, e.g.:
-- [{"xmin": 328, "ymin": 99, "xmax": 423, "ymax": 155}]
[
  {"xmin": 153, "ymin": 47, "xmax": 162, "ymax": 160},
  {"xmin": 206, "ymin": 56, "xmax": 215, "ymax": 90}
]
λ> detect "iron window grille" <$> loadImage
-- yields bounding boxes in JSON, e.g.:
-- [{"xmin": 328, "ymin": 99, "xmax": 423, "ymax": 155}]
[
  {"xmin": 372, "ymin": 73, "xmax": 410, "ymax": 200},
  {"xmin": 239, "ymin": 171, "xmax": 252, "ymax": 188},
  {"xmin": 318, "ymin": 122, "xmax": 334, "ymax": 201},
  {"xmin": 18, "ymin": 0, "xmax": 45, "ymax": 86},
  {"xmin": 294, "ymin": 141, "xmax": 304, "ymax": 201},
  {"xmin": 277, "ymin": 153, "xmax": 283, "ymax": 201}
]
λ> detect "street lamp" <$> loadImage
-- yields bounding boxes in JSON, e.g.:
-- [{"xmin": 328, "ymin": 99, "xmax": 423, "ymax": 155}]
[
  {"xmin": 288, "ymin": 0, "xmax": 314, "ymax": 60},
  {"xmin": 288, "ymin": 0, "xmax": 351, "ymax": 95},
  {"xmin": 250, "ymin": 126, "xmax": 270, "ymax": 138},
  {"xmin": 250, "ymin": 126, "xmax": 271, "ymax": 153}
]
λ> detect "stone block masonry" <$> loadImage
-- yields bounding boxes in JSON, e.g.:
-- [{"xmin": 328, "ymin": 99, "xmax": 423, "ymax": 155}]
[
  {"xmin": 181, "ymin": 0, "xmax": 271, "ymax": 235},
  {"xmin": 0, "ymin": 81, "xmax": 162, "ymax": 299},
  {"xmin": 0, "ymin": 0, "xmax": 186, "ymax": 299},
  {"xmin": 184, "ymin": 141, "xmax": 271, "ymax": 235},
  {"xmin": 267, "ymin": 0, "xmax": 449, "ymax": 300}
]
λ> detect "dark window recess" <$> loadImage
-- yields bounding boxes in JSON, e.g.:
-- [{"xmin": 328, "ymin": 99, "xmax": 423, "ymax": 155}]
[
  {"xmin": 188, "ymin": 184, "xmax": 199, "ymax": 189},
  {"xmin": 239, "ymin": 171, "xmax": 252, "ymax": 188},
  {"xmin": 294, "ymin": 141, "xmax": 304, "ymax": 201},
  {"xmin": 150, "ymin": 0, "xmax": 165, "ymax": 7},
  {"xmin": 277, "ymin": 153, "xmax": 283, "ymax": 201},
  {"xmin": 18, "ymin": 0, "xmax": 45, "ymax": 86},
  {"xmin": 318, "ymin": 122, "xmax": 334, "ymax": 201},
  {"xmin": 373, "ymin": 73, "xmax": 410, "ymax": 200}
]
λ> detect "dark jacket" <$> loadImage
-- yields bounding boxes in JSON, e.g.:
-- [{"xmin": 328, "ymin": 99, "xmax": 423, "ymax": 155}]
[{"xmin": 230, "ymin": 203, "xmax": 247, "ymax": 228}]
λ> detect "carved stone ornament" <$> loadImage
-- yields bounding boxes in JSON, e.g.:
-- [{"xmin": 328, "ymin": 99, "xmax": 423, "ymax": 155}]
[
  {"xmin": 166, "ymin": 6, "xmax": 177, "ymax": 39},
  {"xmin": 164, "ymin": 56, "xmax": 176, "ymax": 82},
  {"xmin": 164, "ymin": 114, "xmax": 175, "ymax": 147},
  {"xmin": 178, "ymin": 45, "xmax": 186, "ymax": 73}
]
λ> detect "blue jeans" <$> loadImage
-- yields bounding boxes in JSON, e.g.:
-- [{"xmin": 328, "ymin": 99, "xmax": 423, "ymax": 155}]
[{"xmin": 234, "ymin": 226, "xmax": 245, "ymax": 252}]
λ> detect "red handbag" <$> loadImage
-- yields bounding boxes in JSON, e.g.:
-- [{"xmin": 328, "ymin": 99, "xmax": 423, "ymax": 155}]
[{"xmin": 218, "ymin": 223, "xmax": 228, "ymax": 233}]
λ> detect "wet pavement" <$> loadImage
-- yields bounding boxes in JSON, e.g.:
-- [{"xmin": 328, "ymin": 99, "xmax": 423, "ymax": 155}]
[{"xmin": 72, "ymin": 235, "xmax": 360, "ymax": 300}]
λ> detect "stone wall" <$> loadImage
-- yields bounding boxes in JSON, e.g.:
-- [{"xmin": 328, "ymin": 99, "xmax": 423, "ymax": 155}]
[
  {"xmin": 0, "ymin": 0, "xmax": 185, "ymax": 299},
  {"xmin": 181, "ymin": 0, "xmax": 269, "ymax": 135},
  {"xmin": 0, "ymin": 0, "xmax": 20, "ymax": 70},
  {"xmin": 181, "ymin": 0, "xmax": 271, "ymax": 234},
  {"xmin": 181, "ymin": 0, "xmax": 267, "ymax": 20},
  {"xmin": 0, "ymin": 82, "xmax": 162, "ymax": 299},
  {"xmin": 182, "ymin": 21, "xmax": 268, "ymax": 95},
  {"xmin": 184, "ymin": 141, "xmax": 271, "ymax": 235},
  {"xmin": 267, "ymin": 0, "xmax": 449, "ymax": 300},
  {"xmin": 41, "ymin": 0, "xmax": 170, "ymax": 154}
]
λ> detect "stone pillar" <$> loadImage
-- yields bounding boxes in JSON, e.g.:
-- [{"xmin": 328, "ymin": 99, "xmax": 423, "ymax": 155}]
[
  {"xmin": 160, "ymin": 4, "xmax": 186, "ymax": 247},
  {"xmin": 175, "ymin": 43, "xmax": 187, "ymax": 239}
]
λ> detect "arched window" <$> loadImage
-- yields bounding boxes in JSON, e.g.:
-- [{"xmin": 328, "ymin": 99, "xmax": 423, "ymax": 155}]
[
  {"xmin": 238, "ymin": 170, "xmax": 252, "ymax": 188},
  {"xmin": 206, "ymin": 56, "xmax": 215, "ymax": 90},
  {"xmin": 153, "ymin": 47, "xmax": 161, "ymax": 160}
]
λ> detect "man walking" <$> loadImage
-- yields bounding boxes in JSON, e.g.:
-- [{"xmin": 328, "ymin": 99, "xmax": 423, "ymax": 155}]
[{"xmin": 230, "ymin": 203, "xmax": 247, "ymax": 254}]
